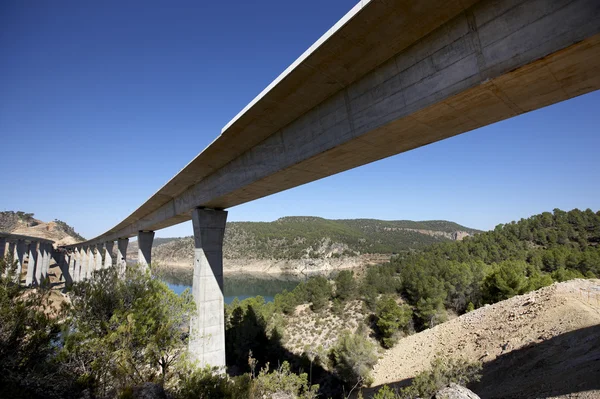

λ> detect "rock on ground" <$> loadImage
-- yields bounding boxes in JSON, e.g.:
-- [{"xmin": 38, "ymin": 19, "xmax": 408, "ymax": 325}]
[{"xmin": 434, "ymin": 383, "xmax": 480, "ymax": 399}]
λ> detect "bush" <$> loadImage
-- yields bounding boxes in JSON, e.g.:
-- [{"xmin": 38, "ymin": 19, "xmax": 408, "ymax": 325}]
[
  {"xmin": 399, "ymin": 357, "xmax": 481, "ymax": 399},
  {"xmin": 373, "ymin": 385, "xmax": 398, "ymax": 399},
  {"xmin": 0, "ymin": 256, "xmax": 69, "ymax": 399},
  {"xmin": 173, "ymin": 366, "xmax": 251, "ymax": 399},
  {"xmin": 335, "ymin": 270, "xmax": 357, "ymax": 301},
  {"xmin": 61, "ymin": 265, "xmax": 195, "ymax": 395},
  {"xmin": 251, "ymin": 361, "xmax": 319, "ymax": 399},
  {"xmin": 482, "ymin": 261, "xmax": 530, "ymax": 303},
  {"xmin": 305, "ymin": 276, "xmax": 332, "ymax": 311},
  {"xmin": 375, "ymin": 295, "xmax": 412, "ymax": 348},
  {"xmin": 329, "ymin": 330, "xmax": 378, "ymax": 387}
]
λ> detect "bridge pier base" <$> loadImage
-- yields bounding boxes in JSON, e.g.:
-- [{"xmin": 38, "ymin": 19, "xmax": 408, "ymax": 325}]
[
  {"xmin": 117, "ymin": 238, "xmax": 128, "ymax": 275},
  {"xmin": 189, "ymin": 208, "xmax": 228, "ymax": 370},
  {"xmin": 137, "ymin": 231, "xmax": 154, "ymax": 269}
]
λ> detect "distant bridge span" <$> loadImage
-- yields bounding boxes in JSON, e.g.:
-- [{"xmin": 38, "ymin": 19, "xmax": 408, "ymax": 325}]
[{"xmin": 62, "ymin": 0, "xmax": 600, "ymax": 368}]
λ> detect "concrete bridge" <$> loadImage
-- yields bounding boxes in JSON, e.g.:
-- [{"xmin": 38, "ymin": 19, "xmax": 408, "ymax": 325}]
[
  {"xmin": 1, "ymin": 233, "xmax": 55, "ymax": 286},
  {"xmin": 61, "ymin": 0, "xmax": 600, "ymax": 369}
]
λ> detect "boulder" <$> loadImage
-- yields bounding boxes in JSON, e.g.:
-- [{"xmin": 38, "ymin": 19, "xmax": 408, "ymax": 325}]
[{"xmin": 434, "ymin": 383, "xmax": 480, "ymax": 399}]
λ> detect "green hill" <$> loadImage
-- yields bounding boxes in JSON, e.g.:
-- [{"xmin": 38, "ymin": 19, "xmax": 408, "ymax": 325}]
[{"xmin": 152, "ymin": 217, "xmax": 479, "ymax": 264}]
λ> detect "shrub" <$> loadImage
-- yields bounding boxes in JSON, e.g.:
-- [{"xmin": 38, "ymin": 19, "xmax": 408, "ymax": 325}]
[
  {"xmin": 0, "ymin": 256, "xmax": 69, "ymax": 399},
  {"xmin": 482, "ymin": 261, "xmax": 530, "ymax": 303},
  {"xmin": 375, "ymin": 295, "xmax": 412, "ymax": 348},
  {"xmin": 173, "ymin": 366, "xmax": 251, "ymax": 399},
  {"xmin": 305, "ymin": 276, "xmax": 332, "ymax": 311},
  {"xmin": 399, "ymin": 357, "xmax": 481, "ymax": 399},
  {"xmin": 251, "ymin": 361, "xmax": 319, "ymax": 399},
  {"xmin": 329, "ymin": 330, "xmax": 378, "ymax": 387},
  {"xmin": 373, "ymin": 385, "xmax": 398, "ymax": 399},
  {"xmin": 61, "ymin": 265, "xmax": 195, "ymax": 395},
  {"xmin": 335, "ymin": 270, "xmax": 357, "ymax": 301}
]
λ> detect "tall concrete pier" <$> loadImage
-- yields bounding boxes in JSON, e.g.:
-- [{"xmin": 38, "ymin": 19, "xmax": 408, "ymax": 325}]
[
  {"xmin": 117, "ymin": 238, "xmax": 128, "ymax": 275},
  {"xmin": 26, "ymin": 241, "xmax": 37, "ymax": 286},
  {"xmin": 188, "ymin": 208, "xmax": 228, "ymax": 368},
  {"xmin": 137, "ymin": 231, "xmax": 154, "ymax": 269},
  {"xmin": 104, "ymin": 241, "xmax": 113, "ymax": 269}
]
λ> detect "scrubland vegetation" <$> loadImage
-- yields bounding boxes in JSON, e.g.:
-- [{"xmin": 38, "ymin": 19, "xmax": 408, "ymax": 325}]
[{"xmin": 0, "ymin": 208, "xmax": 598, "ymax": 398}]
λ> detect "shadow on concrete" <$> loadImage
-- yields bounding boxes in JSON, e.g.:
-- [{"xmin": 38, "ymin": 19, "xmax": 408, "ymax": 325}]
[
  {"xmin": 362, "ymin": 324, "xmax": 600, "ymax": 399},
  {"xmin": 225, "ymin": 304, "xmax": 345, "ymax": 398}
]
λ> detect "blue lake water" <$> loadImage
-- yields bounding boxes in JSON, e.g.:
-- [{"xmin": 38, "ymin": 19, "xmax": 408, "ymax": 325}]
[{"xmin": 158, "ymin": 267, "xmax": 302, "ymax": 304}]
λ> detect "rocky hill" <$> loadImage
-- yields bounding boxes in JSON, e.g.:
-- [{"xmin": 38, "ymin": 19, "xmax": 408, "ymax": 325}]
[
  {"xmin": 0, "ymin": 211, "xmax": 84, "ymax": 246},
  {"xmin": 368, "ymin": 278, "xmax": 600, "ymax": 399},
  {"xmin": 147, "ymin": 217, "xmax": 478, "ymax": 275}
]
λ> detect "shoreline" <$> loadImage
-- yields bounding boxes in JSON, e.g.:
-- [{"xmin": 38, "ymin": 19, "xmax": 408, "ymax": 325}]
[{"xmin": 149, "ymin": 253, "xmax": 391, "ymax": 278}]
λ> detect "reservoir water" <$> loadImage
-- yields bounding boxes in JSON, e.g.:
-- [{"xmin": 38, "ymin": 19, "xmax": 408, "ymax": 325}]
[{"xmin": 157, "ymin": 266, "xmax": 302, "ymax": 304}]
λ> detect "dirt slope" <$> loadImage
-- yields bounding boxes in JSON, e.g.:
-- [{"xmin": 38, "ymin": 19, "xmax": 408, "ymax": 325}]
[
  {"xmin": 370, "ymin": 279, "xmax": 600, "ymax": 399},
  {"xmin": 11, "ymin": 221, "xmax": 80, "ymax": 246}
]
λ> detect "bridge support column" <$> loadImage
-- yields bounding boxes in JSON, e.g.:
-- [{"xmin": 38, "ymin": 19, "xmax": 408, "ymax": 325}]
[
  {"xmin": 86, "ymin": 246, "xmax": 93, "ymax": 279},
  {"xmin": 68, "ymin": 250, "xmax": 76, "ymax": 282},
  {"xmin": 117, "ymin": 238, "xmax": 128, "ymax": 276},
  {"xmin": 74, "ymin": 248, "xmax": 83, "ymax": 282},
  {"xmin": 5, "ymin": 242, "xmax": 15, "ymax": 275},
  {"xmin": 26, "ymin": 242, "xmax": 37, "ymax": 286},
  {"xmin": 104, "ymin": 241, "xmax": 114, "ymax": 269},
  {"xmin": 62, "ymin": 251, "xmax": 73, "ymax": 286},
  {"xmin": 14, "ymin": 239, "xmax": 26, "ymax": 283},
  {"xmin": 95, "ymin": 245, "xmax": 103, "ymax": 271},
  {"xmin": 137, "ymin": 231, "xmax": 154, "ymax": 269},
  {"xmin": 0, "ymin": 237, "xmax": 6, "ymax": 260},
  {"xmin": 40, "ymin": 243, "xmax": 49, "ymax": 282},
  {"xmin": 35, "ymin": 242, "xmax": 44, "ymax": 285},
  {"xmin": 188, "ymin": 208, "xmax": 228, "ymax": 369}
]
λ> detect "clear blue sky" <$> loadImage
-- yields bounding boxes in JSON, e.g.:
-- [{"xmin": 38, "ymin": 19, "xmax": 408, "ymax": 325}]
[{"xmin": 1, "ymin": 0, "xmax": 599, "ymax": 240}]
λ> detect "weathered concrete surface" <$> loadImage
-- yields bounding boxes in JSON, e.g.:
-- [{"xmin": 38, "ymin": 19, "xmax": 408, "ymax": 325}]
[
  {"xmin": 117, "ymin": 238, "xmax": 128, "ymax": 275},
  {"xmin": 104, "ymin": 241, "xmax": 114, "ymax": 269},
  {"xmin": 64, "ymin": 0, "xmax": 600, "ymax": 249},
  {"xmin": 39, "ymin": 243, "xmax": 47, "ymax": 280},
  {"xmin": 95, "ymin": 245, "xmax": 103, "ymax": 271},
  {"xmin": 188, "ymin": 208, "xmax": 228, "ymax": 368},
  {"xmin": 35, "ymin": 243, "xmax": 44, "ymax": 284},
  {"xmin": 26, "ymin": 241, "xmax": 37, "ymax": 286},
  {"xmin": 68, "ymin": 249, "xmax": 76, "ymax": 282},
  {"xmin": 86, "ymin": 246, "xmax": 93, "ymax": 279},
  {"xmin": 14, "ymin": 239, "xmax": 26, "ymax": 282},
  {"xmin": 0, "ymin": 237, "xmax": 5, "ymax": 260},
  {"xmin": 74, "ymin": 248, "xmax": 82, "ymax": 282},
  {"xmin": 137, "ymin": 231, "xmax": 155, "ymax": 269}
]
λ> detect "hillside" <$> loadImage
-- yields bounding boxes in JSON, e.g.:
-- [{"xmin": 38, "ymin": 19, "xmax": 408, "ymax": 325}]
[
  {"xmin": 0, "ymin": 211, "xmax": 84, "ymax": 246},
  {"xmin": 147, "ymin": 217, "xmax": 478, "ymax": 274},
  {"xmin": 368, "ymin": 279, "xmax": 600, "ymax": 399}
]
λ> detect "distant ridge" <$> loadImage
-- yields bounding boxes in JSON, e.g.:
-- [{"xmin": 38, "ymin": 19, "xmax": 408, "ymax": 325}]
[{"xmin": 149, "ymin": 217, "xmax": 480, "ymax": 268}]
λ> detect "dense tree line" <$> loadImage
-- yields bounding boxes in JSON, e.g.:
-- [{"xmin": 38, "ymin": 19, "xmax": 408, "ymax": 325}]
[
  {"xmin": 224, "ymin": 208, "xmax": 599, "ymax": 391},
  {"xmin": 391, "ymin": 208, "xmax": 599, "ymax": 327}
]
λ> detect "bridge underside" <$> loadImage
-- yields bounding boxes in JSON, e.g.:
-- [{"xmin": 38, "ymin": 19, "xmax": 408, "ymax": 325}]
[
  {"xmin": 68, "ymin": 0, "xmax": 600, "ymax": 245},
  {"xmin": 61, "ymin": 0, "xmax": 600, "ymax": 370}
]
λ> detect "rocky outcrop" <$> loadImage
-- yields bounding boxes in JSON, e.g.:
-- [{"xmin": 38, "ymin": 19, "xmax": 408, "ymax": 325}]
[{"xmin": 434, "ymin": 384, "xmax": 480, "ymax": 399}]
